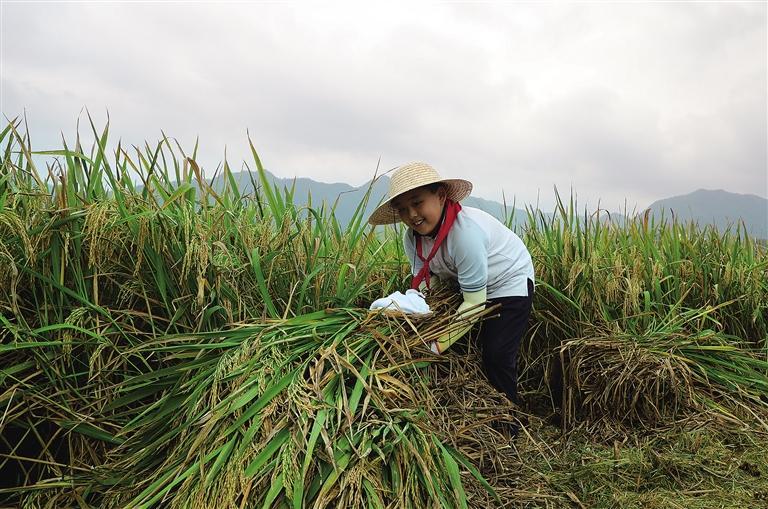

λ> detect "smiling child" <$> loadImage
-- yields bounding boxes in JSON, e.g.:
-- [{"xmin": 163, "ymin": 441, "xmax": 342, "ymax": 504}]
[{"xmin": 368, "ymin": 162, "xmax": 535, "ymax": 407}]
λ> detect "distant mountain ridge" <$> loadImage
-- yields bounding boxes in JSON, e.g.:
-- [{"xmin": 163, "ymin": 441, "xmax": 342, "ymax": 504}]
[
  {"xmin": 211, "ymin": 171, "xmax": 768, "ymax": 238},
  {"xmin": 216, "ymin": 170, "xmax": 528, "ymax": 227},
  {"xmin": 646, "ymin": 189, "xmax": 767, "ymax": 239}
]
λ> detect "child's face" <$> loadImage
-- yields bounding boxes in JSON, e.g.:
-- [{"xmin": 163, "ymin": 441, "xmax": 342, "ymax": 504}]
[{"xmin": 391, "ymin": 185, "xmax": 447, "ymax": 236}]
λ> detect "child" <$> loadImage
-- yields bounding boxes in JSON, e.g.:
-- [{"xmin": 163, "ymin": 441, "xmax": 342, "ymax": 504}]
[{"xmin": 368, "ymin": 162, "xmax": 535, "ymax": 406}]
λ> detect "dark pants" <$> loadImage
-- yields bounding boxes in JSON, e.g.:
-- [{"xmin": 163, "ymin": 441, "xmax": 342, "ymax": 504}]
[{"xmin": 476, "ymin": 278, "xmax": 534, "ymax": 405}]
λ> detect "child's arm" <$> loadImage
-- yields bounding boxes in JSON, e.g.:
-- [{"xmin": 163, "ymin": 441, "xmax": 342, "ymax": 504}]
[
  {"xmin": 429, "ymin": 217, "xmax": 489, "ymax": 353},
  {"xmin": 430, "ymin": 287, "xmax": 486, "ymax": 354}
]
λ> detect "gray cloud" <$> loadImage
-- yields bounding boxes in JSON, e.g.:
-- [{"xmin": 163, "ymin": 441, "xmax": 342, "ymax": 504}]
[{"xmin": 1, "ymin": 2, "xmax": 765, "ymax": 212}]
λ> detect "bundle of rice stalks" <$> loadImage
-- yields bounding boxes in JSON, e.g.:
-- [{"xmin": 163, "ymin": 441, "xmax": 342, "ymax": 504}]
[
  {"xmin": 558, "ymin": 322, "xmax": 768, "ymax": 431},
  {"xmin": 559, "ymin": 337, "xmax": 696, "ymax": 428},
  {"xmin": 4, "ymin": 304, "xmax": 515, "ymax": 508}
]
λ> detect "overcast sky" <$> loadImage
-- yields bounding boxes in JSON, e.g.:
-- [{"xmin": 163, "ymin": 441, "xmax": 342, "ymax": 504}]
[{"xmin": 1, "ymin": 1, "xmax": 766, "ymax": 211}]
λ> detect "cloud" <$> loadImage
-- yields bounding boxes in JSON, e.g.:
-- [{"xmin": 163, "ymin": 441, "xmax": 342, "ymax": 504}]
[{"xmin": 1, "ymin": 2, "xmax": 765, "ymax": 211}]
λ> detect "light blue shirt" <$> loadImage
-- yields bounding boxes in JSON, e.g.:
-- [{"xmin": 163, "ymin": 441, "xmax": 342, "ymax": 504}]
[{"xmin": 403, "ymin": 206, "xmax": 535, "ymax": 298}]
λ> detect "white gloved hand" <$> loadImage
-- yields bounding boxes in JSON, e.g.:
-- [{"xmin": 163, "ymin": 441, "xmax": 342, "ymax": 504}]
[{"xmin": 369, "ymin": 289, "xmax": 430, "ymax": 314}]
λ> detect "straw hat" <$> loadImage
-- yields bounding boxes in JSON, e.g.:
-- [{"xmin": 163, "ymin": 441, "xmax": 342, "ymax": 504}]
[{"xmin": 368, "ymin": 162, "xmax": 473, "ymax": 225}]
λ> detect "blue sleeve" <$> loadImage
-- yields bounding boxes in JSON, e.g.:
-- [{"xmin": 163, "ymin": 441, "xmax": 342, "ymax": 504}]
[
  {"xmin": 403, "ymin": 229, "xmax": 423, "ymax": 277},
  {"xmin": 448, "ymin": 224, "xmax": 488, "ymax": 292}
]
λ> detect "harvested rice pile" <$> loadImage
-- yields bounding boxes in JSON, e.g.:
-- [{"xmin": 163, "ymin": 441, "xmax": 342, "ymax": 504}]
[{"xmin": 2, "ymin": 299, "xmax": 519, "ymax": 508}]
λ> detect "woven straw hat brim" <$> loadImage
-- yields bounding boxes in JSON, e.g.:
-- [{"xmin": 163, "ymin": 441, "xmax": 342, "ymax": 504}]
[{"xmin": 368, "ymin": 162, "xmax": 472, "ymax": 226}]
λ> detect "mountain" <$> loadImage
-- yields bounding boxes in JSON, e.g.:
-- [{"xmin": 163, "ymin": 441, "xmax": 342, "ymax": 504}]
[
  {"xmin": 212, "ymin": 170, "xmax": 528, "ymax": 227},
  {"xmin": 207, "ymin": 171, "xmax": 767, "ymax": 238},
  {"xmin": 645, "ymin": 189, "xmax": 768, "ymax": 239}
]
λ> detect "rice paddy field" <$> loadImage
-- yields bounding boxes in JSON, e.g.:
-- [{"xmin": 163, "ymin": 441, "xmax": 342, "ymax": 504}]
[{"xmin": 1, "ymin": 119, "xmax": 768, "ymax": 508}]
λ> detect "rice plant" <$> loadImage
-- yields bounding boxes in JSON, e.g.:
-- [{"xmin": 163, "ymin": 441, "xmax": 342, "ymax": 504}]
[{"xmin": 1, "ymin": 117, "xmax": 767, "ymax": 507}]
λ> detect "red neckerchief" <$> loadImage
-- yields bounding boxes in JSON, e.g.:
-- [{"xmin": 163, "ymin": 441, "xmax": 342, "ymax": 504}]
[{"xmin": 411, "ymin": 200, "xmax": 462, "ymax": 290}]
